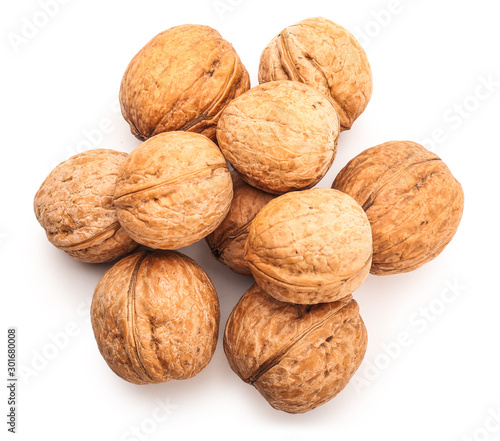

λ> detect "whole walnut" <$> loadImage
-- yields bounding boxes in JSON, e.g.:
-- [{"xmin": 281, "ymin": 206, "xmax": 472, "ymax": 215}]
[
  {"xmin": 205, "ymin": 171, "xmax": 276, "ymax": 275},
  {"xmin": 259, "ymin": 17, "xmax": 372, "ymax": 131},
  {"xmin": 120, "ymin": 24, "xmax": 250, "ymax": 141},
  {"xmin": 332, "ymin": 141, "xmax": 464, "ymax": 275},
  {"xmin": 224, "ymin": 284, "xmax": 367, "ymax": 414},
  {"xmin": 113, "ymin": 131, "xmax": 233, "ymax": 250},
  {"xmin": 244, "ymin": 188, "xmax": 372, "ymax": 304},
  {"xmin": 217, "ymin": 80, "xmax": 340, "ymax": 194},
  {"xmin": 91, "ymin": 250, "xmax": 220, "ymax": 385},
  {"xmin": 34, "ymin": 149, "xmax": 138, "ymax": 263}
]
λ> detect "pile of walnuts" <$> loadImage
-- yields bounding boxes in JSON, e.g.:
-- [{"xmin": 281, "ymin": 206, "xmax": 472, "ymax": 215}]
[{"xmin": 34, "ymin": 17, "xmax": 464, "ymax": 414}]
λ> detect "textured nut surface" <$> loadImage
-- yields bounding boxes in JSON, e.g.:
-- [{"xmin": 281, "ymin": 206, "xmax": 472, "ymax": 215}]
[
  {"xmin": 216, "ymin": 80, "xmax": 340, "ymax": 194},
  {"xmin": 120, "ymin": 24, "xmax": 250, "ymax": 141},
  {"xmin": 91, "ymin": 250, "xmax": 220, "ymax": 385},
  {"xmin": 205, "ymin": 171, "xmax": 276, "ymax": 275},
  {"xmin": 113, "ymin": 131, "xmax": 233, "ymax": 250},
  {"xmin": 224, "ymin": 285, "xmax": 367, "ymax": 413},
  {"xmin": 34, "ymin": 149, "xmax": 138, "ymax": 263},
  {"xmin": 332, "ymin": 141, "xmax": 464, "ymax": 275},
  {"xmin": 244, "ymin": 188, "xmax": 372, "ymax": 304},
  {"xmin": 259, "ymin": 17, "xmax": 372, "ymax": 131}
]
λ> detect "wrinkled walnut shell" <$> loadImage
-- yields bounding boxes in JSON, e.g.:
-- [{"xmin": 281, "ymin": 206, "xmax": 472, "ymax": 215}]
[
  {"xmin": 217, "ymin": 80, "xmax": 340, "ymax": 194},
  {"xmin": 91, "ymin": 250, "xmax": 220, "ymax": 385},
  {"xmin": 332, "ymin": 141, "xmax": 464, "ymax": 275},
  {"xmin": 205, "ymin": 171, "xmax": 276, "ymax": 275},
  {"xmin": 244, "ymin": 188, "xmax": 372, "ymax": 304},
  {"xmin": 259, "ymin": 17, "xmax": 372, "ymax": 131},
  {"xmin": 224, "ymin": 285, "xmax": 367, "ymax": 414},
  {"xmin": 33, "ymin": 149, "xmax": 138, "ymax": 263},
  {"xmin": 120, "ymin": 24, "xmax": 250, "ymax": 141},
  {"xmin": 113, "ymin": 132, "xmax": 233, "ymax": 250}
]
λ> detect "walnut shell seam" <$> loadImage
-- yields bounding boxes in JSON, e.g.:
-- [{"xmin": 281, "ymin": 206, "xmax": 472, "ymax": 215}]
[
  {"xmin": 125, "ymin": 252, "xmax": 155, "ymax": 383},
  {"xmin": 113, "ymin": 164, "xmax": 227, "ymax": 201},
  {"xmin": 58, "ymin": 221, "xmax": 121, "ymax": 251},
  {"xmin": 245, "ymin": 255, "xmax": 372, "ymax": 291},
  {"xmin": 174, "ymin": 57, "xmax": 242, "ymax": 133},
  {"xmin": 243, "ymin": 299, "xmax": 353, "ymax": 384}
]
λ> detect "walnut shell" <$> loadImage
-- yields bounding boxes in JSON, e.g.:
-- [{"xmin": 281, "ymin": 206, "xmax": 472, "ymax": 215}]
[
  {"xmin": 34, "ymin": 149, "xmax": 138, "ymax": 263},
  {"xmin": 91, "ymin": 250, "xmax": 220, "ymax": 385},
  {"xmin": 244, "ymin": 188, "xmax": 372, "ymax": 304},
  {"xmin": 113, "ymin": 131, "xmax": 233, "ymax": 250},
  {"xmin": 120, "ymin": 24, "xmax": 250, "ymax": 141},
  {"xmin": 205, "ymin": 171, "xmax": 276, "ymax": 275},
  {"xmin": 224, "ymin": 285, "xmax": 367, "ymax": 413},
  {"xmin": 332, "ymin": 141, "xmax": 464, "ymax": 275},
  {"xmin": 216, "ymin": 80, "xmax": 340, "ymax": 194},
  {"xmin": 259, "ymin": 17, "xmax": 372, "ymax": 131}
]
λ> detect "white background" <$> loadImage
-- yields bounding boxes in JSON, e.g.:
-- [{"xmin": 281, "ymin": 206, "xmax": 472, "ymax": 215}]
[{"xmin": 2, "ymin": 0, "xmax": 499, "ymax": 440}]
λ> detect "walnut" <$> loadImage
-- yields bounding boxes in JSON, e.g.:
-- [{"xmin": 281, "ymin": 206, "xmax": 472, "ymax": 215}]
[
  {"xmin": 91, "ymin": 250, "xmax": 220, "ymax": 385},
  {"xmin": 224, "ymin": 284, "xmax": 367, "ymax": 413},
  {"xmin": 119, "ymin": 24, "xmax": 250, "ymax": 141},
  {"xmin": 332, "ymin": 141, "xmax": 464, "ymax": 275},
  {"xmin": 113, "ymin": 131, "xmax": 233, "ymax": 250},
  {"xmin": 205, "ymin": 171, "xmax": 276, "ymax": 275},
  {"xmin": 259, "ymin": 17, "xmax": 372, "ymax": 131},
  {"xmin": 217, "ymin": 80, "xmax": 340, "ymax": 194},
  {"xmin": 244, "ymin": 188, "xmax": 372, "ymax": 304},
  {"xmin": 33, "ymin": 149, "xmax": 138, "ymax": 263}
]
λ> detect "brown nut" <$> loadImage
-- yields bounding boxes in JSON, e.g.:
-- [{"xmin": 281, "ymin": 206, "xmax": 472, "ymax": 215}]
[
  {"xmin": 119, "ymin": 24, "xmax": 250, "ymax": 141},
  {"xmin": 224, "ymin": 285, "xmax": 367, "ymax": 413},
  {"xmin": 91, "ymin": 250, "xmax": 220, "ymax": 385},
  {"xmin": 216, "ymin": 80, "xmax": 340, "ymax": 194},
  {"xmin": 113, "ymin": 131, "xmax": 233, "ymax": 250},
  {"xmin": 205, "ymin": 171, "xmax": 276, "ymax": 275},
  {"xmin": 34, "ymin": 149, "xmax": 138, "ymax": 263},
  {"xmin": 244, "ymin": 188, "xmax": 372, "ymax": 304},
  {"xmin": 332, "ymin": 141, "xmax": 464, "ymax": 275},
  {"xmin": 259, "ymin": 17, "xmax": 372, "ymax": 131}
]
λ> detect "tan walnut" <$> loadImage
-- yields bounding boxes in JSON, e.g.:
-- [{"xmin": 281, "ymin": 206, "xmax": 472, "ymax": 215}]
[
  {"xmin": 120, "ymin": 24, "xmax": 250, "ymax": 141},
  {"xmin": 205, "ymin": 171, "xmax": 276, "ymax": 275},
  {"xmin": 244, "ymin": 188, "xmax": 372, "ymax": 304},
  {"xmin": 91, "ymin": 250, "xmax": 220, "ymax": 385},
  {"xmin": 113, "ymin": 131, "xmax": 233, "ymax": 250},
  {"xmin": 259, "ymin": 17, "xmax": 372, "ymax": 131},
  {"xmin": 224, "ymin": 284, "xmax": 367, "ymax": 414},
  {"xmin": 217, "ymin": 80, "xmax": 340, "ymax": 194},
  {"xmin": 332, "ymin": 141, "xmax": 464, "ymax": 275},
  {"xmin": 34, "ymin": 149, "xmax": 138, "ymax": 263}
]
